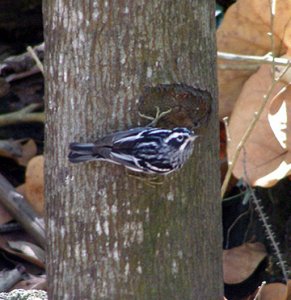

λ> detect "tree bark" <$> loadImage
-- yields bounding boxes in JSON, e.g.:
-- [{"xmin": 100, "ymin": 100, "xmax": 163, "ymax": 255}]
[{"xmin": 44, "ymin": 1, "xmax": 223, "ymax": 299}]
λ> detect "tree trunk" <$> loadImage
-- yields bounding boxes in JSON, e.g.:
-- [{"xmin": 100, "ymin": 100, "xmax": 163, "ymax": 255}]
[{"xmin": 44, "ymin": 1, "xmax": 223, "ymax": 299}]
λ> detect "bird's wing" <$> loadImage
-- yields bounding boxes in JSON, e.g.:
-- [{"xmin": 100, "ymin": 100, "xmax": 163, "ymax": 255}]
[
  {"xmin": 90, "ymin": 127, "xmax": 173, "ymax": 173},
  {"xmin": 109, "ymin": 151, "xmax": 145, "ymax": 172},
  {"xmin": 111, "ymin": 127, "xmax": 171, "ymax": 150},
  {"xmin": 93, "ymin": 127, "xmax": 149, "ymax": 148},
  {"xmin": 91, "ymin": 127, "xmax": 150, "ymax": 161}
]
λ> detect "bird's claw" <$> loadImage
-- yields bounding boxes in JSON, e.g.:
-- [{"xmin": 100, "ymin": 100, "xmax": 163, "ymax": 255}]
[{"xmin": 138, "ymin": 106, "xmax": 172, "ymax": 127}]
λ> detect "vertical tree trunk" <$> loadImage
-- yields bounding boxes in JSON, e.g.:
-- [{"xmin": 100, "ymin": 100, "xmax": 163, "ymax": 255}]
[{"xmin": 44, "ymin": 1, "xmax": 223, "ymax": 299}]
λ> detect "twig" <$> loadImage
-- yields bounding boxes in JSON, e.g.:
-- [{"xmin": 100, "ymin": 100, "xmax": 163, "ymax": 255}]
[
  {"xmin": 0, "ymin": 104, "xmax": 44, "ymax": 127},
  {"xmin": 218, "ymin": 64, "xmax": 259, "ymax": 71},
  {"xmin": 244, "ymin": 173, "xmax": 288, "ymax": 282},
  {"xmin": 27, "ymin": 46, "xmax": 44, "ymax": 75},
  {"xmin": 253, "ymin": 281, "xmax": 266, "ymax": 300},
  {"xmin": 217, "ymin": 51, "xmax": 290, "ymax": 66},
  {"xmin": 222, "ymin": 117, "xmax": 231, "ymax": 144},
  {"xmin": 0, "ymin": 172, "xmax": 45, "ymax": 248},
  {"xmin": 225, "ymin": 210, "xmax": 249, "ymax": 249},
  {"xmin": 6, "ymin": 66, "xmax": 41, "ymax": 83},
  {"xmin": 0, "ymin": 222, "xmax": 22, "ymax": 233},
  {"xmin": 250, "ymin": 187, "xmax": 288, "ymax": 282},
  {"xmin": 268, "ymin": 0, "xmax": 276, "ymax": 77},
  {"xmin": 0, "ymin": 43, "xmax": 44, "ymax": 77}
]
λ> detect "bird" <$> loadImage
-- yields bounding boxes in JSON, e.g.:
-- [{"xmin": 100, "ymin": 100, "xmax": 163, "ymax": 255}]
[{"xmin": 68, "ymin": 127, "xmax": 198, "ymax": 175}]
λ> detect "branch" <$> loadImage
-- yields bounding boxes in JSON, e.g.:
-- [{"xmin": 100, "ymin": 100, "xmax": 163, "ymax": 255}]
[
  {"xmin": 253, "ymin": 281, "xmax": 266, "ymax": 300},
  {"xmin": 218, "ymin": 63, "xmax": 259, "ymax": 71},
  {"xmin": 27, "ymin": 46, "xmax": 44, "ymax": 75},
  {"xmin": 250, "ymin": 188, "xmax": 288, "ymax": 282},
  {"xmin": 0, "ymin": 104, "xmax": 44, "ymax": 127},
  {"xmin": 0, "ymin": 173, "xmax": 45, "ymax": 248},
  {"xmin": 0, "ymin": 43, "xmax": 44, "ymax": 78},
  {"xmin": 217, "ymin": 51, "xmax": 290, "ymax": 66}
]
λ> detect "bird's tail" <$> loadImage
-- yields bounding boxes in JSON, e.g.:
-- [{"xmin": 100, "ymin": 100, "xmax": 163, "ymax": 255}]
[{"xmin": 68, "ymin": 143, "xmax": 96, "ymax": 163}]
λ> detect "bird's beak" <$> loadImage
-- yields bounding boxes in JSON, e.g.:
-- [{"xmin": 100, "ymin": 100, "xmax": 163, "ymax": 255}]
[{"xmin": 189, "ymin": 135, "xmax": 199, "ymax": 141}]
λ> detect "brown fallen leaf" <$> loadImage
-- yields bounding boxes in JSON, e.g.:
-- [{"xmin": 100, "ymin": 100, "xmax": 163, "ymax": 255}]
[
  {"xmin": 217, "ymin": 0, "xmax": 291, "ymax": 118},
  {"xmin": 25, "ymin": 155, "xmax": 44, "ymax": 215},
  {"xmin": 16, "ymin": 184, "xmax": 26, "ymax": 196},
  {"xmin": 288, "ymin": 280, "xmax": 291, "ymax": 300},
  {"xmin": 12, "ymin": 274, "xmax": 47, "ymax": 291},
  {"xmin": 252, "ymin": 282, "xmax": 288, "ymax": 300},
  {"xmin": 0, "ymin": 232, "xmax": 45, "ymax": 277},
  {"xmin": 0, "ymin": 236, "xmax": 44, "ymax": 269},
  {"xmin": 223, "ymin": 242, "xmax": 267, "ymax": 284},
  {"xmin": 227, "ymin": 64, "xmax": 291, "ymax": 187},
  {"xmin": 7, "ymin": 241, "xmax": 45, "ymax": 267}
]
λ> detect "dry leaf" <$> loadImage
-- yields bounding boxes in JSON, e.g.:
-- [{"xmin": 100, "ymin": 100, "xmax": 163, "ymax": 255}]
[
  {"xmin": 0, "ymin": 234, "xmax": 45, "ymax": 271},
  {"xmin": 7, "ymin": 241, "xmax": 45, "ymax": 267},
  {"xmin": 227, "ymin": 64, "xmax": 291, "ymax": 187},
  {"xmin": 223, "ymin": 242, "xmax": 267, "ymax": 284},
  {"xmin": 0, "ymin": 236, "xmax": 45, "ymax": 269},
  {"xmin": 254, "ymin": 283, "xmax": 288, "ymax": 300},
  {"xmin": 217, "ymin": 0, "xmax": 291, "ymax": 117},
  {"xmin": 12, "ymin": 274, "xmax": 46, "ymax": 291},
  {"xmin": 288, "ymin": 280, "xmax": 291, "ymax": 300},
  {"xmin": 25, "ymin": 155, "xmax": 44, "ymax": 215},
  {"xmin": 16, "ymin": 184, "xmax": 26, "ymax": 196}
]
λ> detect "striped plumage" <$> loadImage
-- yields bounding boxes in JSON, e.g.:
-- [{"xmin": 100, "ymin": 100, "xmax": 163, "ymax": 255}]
[{"xmin": 68, "ymin": 127, "xmax": 198, "ymax": 174}]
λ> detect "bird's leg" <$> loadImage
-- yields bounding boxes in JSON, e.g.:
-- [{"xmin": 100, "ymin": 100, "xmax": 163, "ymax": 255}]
[{"xmin": 138, "ymin": 106, "xmax": 172, "ymax": 127}]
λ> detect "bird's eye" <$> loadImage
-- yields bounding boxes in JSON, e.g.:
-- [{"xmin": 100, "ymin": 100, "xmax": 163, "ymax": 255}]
[{"xmin": 176, "ymin": 135, "xmax": 185, "ymax": 142}]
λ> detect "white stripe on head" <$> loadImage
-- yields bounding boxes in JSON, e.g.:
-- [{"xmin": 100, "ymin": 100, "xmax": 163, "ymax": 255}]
[
  {"xmin": 164, "ymin": 132, "xmax": 187, "ymax": 143},
  {"xmin": 147, "ymin": 129, "xmax": 171, "ymax": 135}
]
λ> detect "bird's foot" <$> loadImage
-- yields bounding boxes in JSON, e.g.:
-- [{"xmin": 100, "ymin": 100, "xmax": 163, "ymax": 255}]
[{"xmin": 138, "ymin": 106, "xmax": 172, "ymax": 127}]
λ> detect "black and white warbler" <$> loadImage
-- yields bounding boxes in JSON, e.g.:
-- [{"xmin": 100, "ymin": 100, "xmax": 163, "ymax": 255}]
[{"xmin": 68, "ymin": 127, "xmax": 198, "ymax": 174}]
